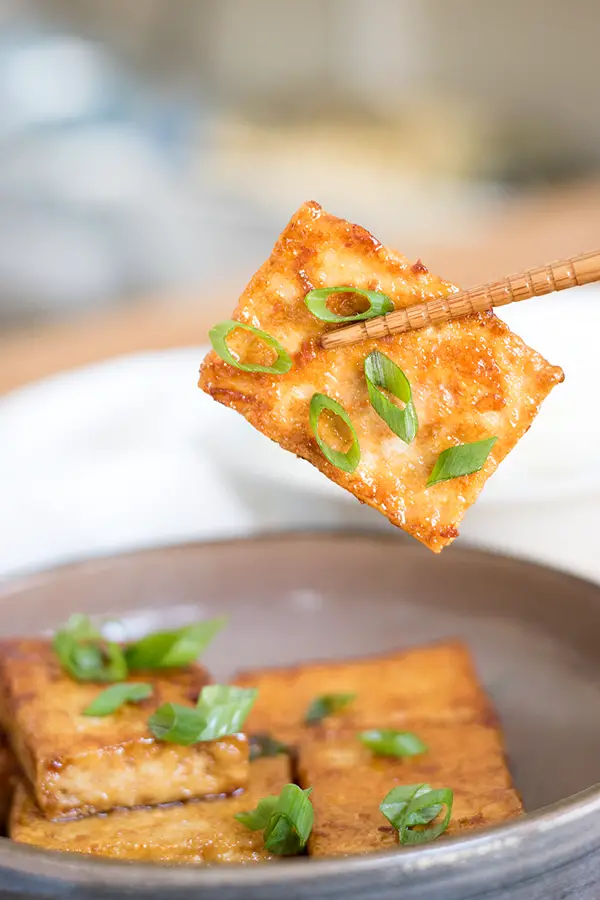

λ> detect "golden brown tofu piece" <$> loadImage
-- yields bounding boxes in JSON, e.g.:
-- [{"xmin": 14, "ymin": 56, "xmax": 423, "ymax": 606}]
[
  {"xmin": 11, "ymin": 757, "xmax": 288, "ymax": 863},
  {"xmin": 0, "ymin": 730, "xmax": 18, "ymax": 831},
  {"xmin": 0, "ymin": 640, "xmax": 249, "ymax": 819},
  {"xmin": 199, "ymin": 201, "xmax": 562, "ymax": 552},
  {"xmin": 297, "ymin": 723, "xmax": 523, "ymax": 857},
  {"xmin": 236, "ymin": 642, "xmax": 494, "ymax": 743}
]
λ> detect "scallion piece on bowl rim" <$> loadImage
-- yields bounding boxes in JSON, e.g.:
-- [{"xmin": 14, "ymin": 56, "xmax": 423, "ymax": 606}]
[
  {"xmin": 309, "ymin": 393, "xmax": 360, "ymax": 474},
  {"xmin": 364, "ymin": 350, "xmax": 418, "ymax": 443},
  {"xmin": 304, "ymin": 287, "xmax": 393, "ymax": 323},
  {"xmin": 208, "ymin": 320, "xmax": 292, "ymax": 374}
]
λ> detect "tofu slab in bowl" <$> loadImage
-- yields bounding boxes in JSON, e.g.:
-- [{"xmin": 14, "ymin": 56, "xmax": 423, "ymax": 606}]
[{"xmin": 1, "ymin": 534, "xmax": 600, "ymax": 899}]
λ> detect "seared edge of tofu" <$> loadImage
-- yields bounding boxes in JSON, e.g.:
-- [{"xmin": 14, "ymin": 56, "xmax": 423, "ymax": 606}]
[{"xmin": 10, "ymin": 757, "xmax": 289, "ymax": 863}]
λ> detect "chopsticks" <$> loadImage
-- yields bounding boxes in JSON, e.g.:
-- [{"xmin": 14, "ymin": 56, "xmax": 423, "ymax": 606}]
[{"xmin": 320, "ymin": 249, "xmax": 600, "ymax": 350}]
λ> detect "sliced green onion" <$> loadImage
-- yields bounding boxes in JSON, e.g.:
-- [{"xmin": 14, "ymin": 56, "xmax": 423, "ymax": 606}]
[
  {"xmin": 196, "ymin": 685, "xmax": 258, "ymax": 736},
  {"xmin": 148, "ymin": 703, "xmax": 208, "ymax": 744},
  {"xmin": 359, "ymin": 729, "xmax": 427, "ymax": 758},
  {"xmin": 148, "ymin": 685, "xmax": 257, "ymax": 745},
  {"xmin": 305, "ymin": 692, "xmax": 356, "ymax": 726},
  {"xmin": 309, "ymin": 393, "xmax": 360, "ymax": 474},
  {"xmin": 304, "ymin": 287, "xmax": 393, "ymax": 323},
  {"xmin": 59, "ymin": 614, "xmax": 100, "ymax": 642},
  {"xmin": 380, "ymin": 783, "xmax": 453, "ymax": 845},
  {"xmin": 380, "ymin": 783, "xmax": 441, "ymax": 828},
  {"xmin": 249, "ymin": 733, "xmax": 290, "ymax": 762},
  {"xmin": 364, "ymin": 351, "xmax": 418, "ymax": 444},
  {"xmin": 427, "ymin": 437, "xmax": 498, "ymax": 487},
  {"xmin": 235, "ymin": 795, "xmax": 278, "ymax": 830},
  {"xmin": 209, "ymin": 320, "xmax": 292, "ymax": 374},
  {"xmin": 83, "ymin": 682, "xmax": 153, "ymax": 717},
  {"xmin": 236, "ymin": 784, "xmax": 314, "ymax": 856},
  {"xmin": 125, "ymin": 617, "xmax": 227, "ymax": 671},
  {"xmin": 53, "ymin": 615, "xmax": 127, "ymax": 684}
]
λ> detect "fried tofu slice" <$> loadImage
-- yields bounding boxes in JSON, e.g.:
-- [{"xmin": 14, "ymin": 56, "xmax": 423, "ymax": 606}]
[
  {"xmin": 11, "ymin": 756, "xmax": 288, "ymax": 863},
  {"xmin": 237, "ymin": 641, "xmax": 521, "ymax": 856},
  {"xmin": 0, "ymin": 731, "xmax": 18, "ymax": 831},
  {"xmin": 199, "ymin": 201, "xmax": 563, "ymax": 552},
  {"xmin": 298, "ymin": 723, "xmax": 522, "ymax": 856},
  {"xmin": 0, "ymin": 640, "xmax": 249, "ymax": 819},
  {"xmin": 236, "ymin": 642, "xmax": 494, "ymax": 743}
]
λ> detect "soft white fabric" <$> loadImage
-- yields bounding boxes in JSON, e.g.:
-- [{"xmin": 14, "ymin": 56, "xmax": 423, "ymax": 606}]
[{"xmin": 1, "ymin": 289, "xmax": 599, "ymax": 583}]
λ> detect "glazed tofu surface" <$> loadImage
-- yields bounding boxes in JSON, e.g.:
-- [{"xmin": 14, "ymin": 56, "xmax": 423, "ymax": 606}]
[
  {"xmin": 0, "ymin": 640, "xmax": 249, "ymax": 818},
  {"xmin": 199, "ymin": 201, "xmax": 563, "ymax": 551},
  {"xmin": 298, "ymin": 723, "xmax": 523, "ymax": 857},
  {"xmin": 10, "ymin": 757, "xmax": 288, "ymax": 863},
  {"xmin": 236, "ymin": 642, "xmax": 494, "ymax": 743}
]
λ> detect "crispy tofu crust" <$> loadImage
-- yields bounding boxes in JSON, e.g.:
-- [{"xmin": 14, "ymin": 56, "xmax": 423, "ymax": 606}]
[
  {"xmin": 199, "ymin": 201, "xmax": 563, "ymax": 551},
  {"xmin": 236, "ymin": 642, "xmax": 495, "ymax": 743},
  {"xmin": 298, "ymin": 724, "xmax": 523, "ymax": 856},
  {"xmin": 0, "ymin": 640, "xmax": 249, "ymax": 819},
  {"xmin": 10, "ymin": 757, "xmax": 288, "ymax": 863},
  {"xmin": 0, "ymin": 731, "xmax": 18, "ymax": 832}
]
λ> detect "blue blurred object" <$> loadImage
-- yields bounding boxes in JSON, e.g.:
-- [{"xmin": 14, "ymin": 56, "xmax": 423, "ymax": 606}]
[{"xmin": 0, "ymin": 21, "xmax": 214, "ymax": 320}]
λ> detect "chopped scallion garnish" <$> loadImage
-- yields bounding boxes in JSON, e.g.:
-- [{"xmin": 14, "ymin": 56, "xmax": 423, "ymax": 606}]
[
  {"xmin": 304, "ymin": 692, "xmax": 356, "ymax": 726},
  {"xmin": 125, "ymin": 618, "xmax": 226, "ymax": 671},
  {"xmin": 249, "ymin": 733, "xmax": 290, "ymax": 762},
  {"xmin": 304, "ymin": 287, "xmax": 393, "ymax": 323},
  {"xmin": 380, "ymin": 783, "xmax": 453, "ymax": 844},
  {"xmin": 359, "ymin": 729, "xmax": 427, "ymax": 758},
  {"xmin": 148, "ymin": 685, "xmax": 257, "ymax": 745},
  {"xmin": 236, "ymin": 784, "xmax": 314, "ymax": 856},
  {"xmin": 209, "ymin": 320, "xmax": 292, "ymax": 374},
  {"xmin": 83, "ymin": 682, "xmax": 153, "ymax": 717},
  {"xmin": 53, "ymin": 615, "xmax": 127, "ymax": 684},
  {"xmin": 427, "ymin": 437, "xmax": 498, "ymax": 486},
  {"xmin": 309, "ymin": 393, "xmax": 360, "ymax": 473},
  {"xmin": 364, "ymin": 350, "xmax": 418, "ymax": 444}
]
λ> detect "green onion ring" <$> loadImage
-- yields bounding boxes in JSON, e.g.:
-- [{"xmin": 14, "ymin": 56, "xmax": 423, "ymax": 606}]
[
  {"xmin": 364, "ymin": 350, "xmax": 418, "ymax": 444},
  {"xmin": 209, "ymin": 320, "xmax": 292, "ymax": 374},
  {"xmin": 304, "ymin": 287, "xmax": 394, "ymax": 323},
  {"xmin": 309, "ymin": 393, "xmax": 360, "ymax": 474}
]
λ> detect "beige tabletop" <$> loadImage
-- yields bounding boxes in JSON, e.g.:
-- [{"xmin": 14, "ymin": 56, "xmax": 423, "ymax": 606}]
[{"xmin": 2, "ymin": 179, "xmax": 599, "ymax": 397}]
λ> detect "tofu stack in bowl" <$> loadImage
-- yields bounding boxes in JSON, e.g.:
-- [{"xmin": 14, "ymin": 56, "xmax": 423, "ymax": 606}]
[{"xmin": 0, "ymin": 613, "xmax": 522, "ymax": 863}]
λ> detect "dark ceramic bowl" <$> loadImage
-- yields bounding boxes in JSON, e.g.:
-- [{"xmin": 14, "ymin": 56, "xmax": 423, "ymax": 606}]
[{"xmin": 1, "ymin": 532, "xmax": 600, "ymax": 900}]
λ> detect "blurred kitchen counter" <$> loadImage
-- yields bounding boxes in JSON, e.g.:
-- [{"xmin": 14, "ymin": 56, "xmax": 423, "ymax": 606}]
[{"xmin": 2, "ymin": 178, "xmax": 600, "ymax": 396}]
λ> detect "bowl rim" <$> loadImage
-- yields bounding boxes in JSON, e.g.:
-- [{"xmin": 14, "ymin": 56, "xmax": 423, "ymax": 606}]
[{"xmin": 1, "ymin": 531, "xmax": 600, "ymax": 893}]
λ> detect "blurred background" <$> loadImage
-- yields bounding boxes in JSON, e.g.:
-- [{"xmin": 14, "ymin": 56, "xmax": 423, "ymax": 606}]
[
  {"xmin": 1, "ymin": 0, "xmax": 600, "ymax": 580},
  {"xmin": 1, "ymin": 0, "xmax": 600, "ymax": 331}
]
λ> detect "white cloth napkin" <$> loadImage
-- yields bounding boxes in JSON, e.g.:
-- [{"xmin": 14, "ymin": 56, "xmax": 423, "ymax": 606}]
[{"xmin": 2, "ymin": 294, "xmax": 599, "ymax": 584}]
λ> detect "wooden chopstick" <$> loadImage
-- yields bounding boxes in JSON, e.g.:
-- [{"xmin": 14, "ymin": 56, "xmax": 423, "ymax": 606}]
[{"xmin": 321, "ymin": 249, "xmax": 600, "ymax": 350}]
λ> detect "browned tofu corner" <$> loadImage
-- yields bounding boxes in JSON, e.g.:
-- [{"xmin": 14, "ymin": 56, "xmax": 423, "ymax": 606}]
[
  {"xmin": 298, "ymin": 723, "xmax": 523, "ymax": 857},
  {"xmin": 199, "ymin": 201, "xmax": 562, "ymax": 552},
  {"xmin": 0, "ymin": 640, "xmax": 250, "ymax": 819},
  {"xmin": 11, "ymin": 757, "xmax": 289, "ymax": 863}
]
